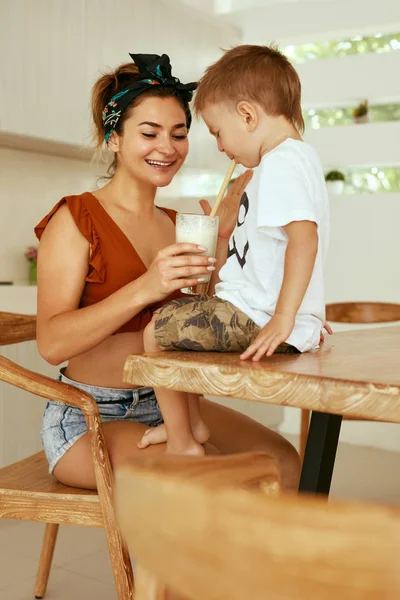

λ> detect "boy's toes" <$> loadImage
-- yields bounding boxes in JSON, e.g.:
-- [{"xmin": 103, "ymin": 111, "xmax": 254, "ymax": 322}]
[
  {"xmin": 137, "ymin": 434, "xmax": 151, "ymax": 449},
  {"xmin": 137, "ymin": 424, "xmax": 168, "ymax": 448}
]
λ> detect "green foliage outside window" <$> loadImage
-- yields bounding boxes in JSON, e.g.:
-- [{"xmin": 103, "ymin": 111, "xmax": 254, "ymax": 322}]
[
  {"xmin": 283, "ymin": 31, "xmax": 400, "ymax": 64},
  {"xmin": 180, "ymin": 166, "xmax": 400, "ymax": 196},
  {"xmin": 304, "ymin": 103, "xmax": 400, "ymax": 129},
  {"xmin": 339, "ymin": 166, "xmax": 400, "ymax": 194}
]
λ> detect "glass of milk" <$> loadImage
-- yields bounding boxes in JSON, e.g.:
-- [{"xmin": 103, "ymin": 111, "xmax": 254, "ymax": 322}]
[{"xmin": 176, "ymin": 213, "xmax": 219, "ymax": 294}]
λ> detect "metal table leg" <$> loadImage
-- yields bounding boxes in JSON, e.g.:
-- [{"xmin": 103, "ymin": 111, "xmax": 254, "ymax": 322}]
[{"xmin": 299, "ymin": 411, "xmax": 342, "ymax": 495}]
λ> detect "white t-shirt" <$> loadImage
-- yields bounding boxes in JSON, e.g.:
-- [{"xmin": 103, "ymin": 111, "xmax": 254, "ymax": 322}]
[{"xmin": 215, "ymin": 138, "xmax": 330, "ymax": 352}]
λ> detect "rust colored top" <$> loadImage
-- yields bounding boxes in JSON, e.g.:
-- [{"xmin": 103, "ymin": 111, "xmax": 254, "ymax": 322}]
[{"xmin": 34, "ymin": 192, "xmax": 184, "ymax": 334}]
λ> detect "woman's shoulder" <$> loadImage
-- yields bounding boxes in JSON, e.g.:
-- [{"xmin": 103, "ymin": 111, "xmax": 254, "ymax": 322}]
[{"xmin": 34, "ymin": 192, "xmax": 94, "ymax": 241}]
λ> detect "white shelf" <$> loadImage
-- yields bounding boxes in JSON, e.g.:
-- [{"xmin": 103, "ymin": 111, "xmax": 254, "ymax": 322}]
[
  {"xmin": 305, "ymin": 121, "xmax": 400, "ymax": 168},
  {"xmin": 299, "ymin": 51, "xmax": 400, "ymax": 108},
  {"xmin": 0, "ymin": 131, "xmax": 95, "ymax": 163}
]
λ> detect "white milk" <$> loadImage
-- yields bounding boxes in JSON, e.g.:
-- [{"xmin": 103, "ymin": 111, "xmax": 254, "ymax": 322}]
[
  {"xmin": 176, "ymin": 214, "xmax": 219, "ymax": 294},
  {"xmin": 175, "ymin": 228, "xmax": 218, "ymax": 256}
]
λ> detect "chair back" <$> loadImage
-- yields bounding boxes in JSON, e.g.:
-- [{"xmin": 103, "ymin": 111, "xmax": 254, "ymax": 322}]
[
  {"xmin": 0, "ymin": 311, "xmax": 134, "ymax": 599},
  {"xmin": 116, "ymin": 456, "xmax": 400, "ymax": 600},
  {"xmin": 326, "ymin": 302, "xmax": 400, "ymax": 324},
  {"xmin": 0, "ymin": 312, "xmax": 36, "ymax": 345}
]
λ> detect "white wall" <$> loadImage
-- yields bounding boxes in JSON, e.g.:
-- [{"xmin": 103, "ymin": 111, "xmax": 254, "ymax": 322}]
[
  {"xmin": 0, "ymin": 287, "xmax": 57, "ymax": 467},
  {"xmin": 0, "ymin": 0, "xmax": 238, "ymax": 172},
  {"xmin": 325, "ymin": 194, "xmax": 400, "ymax": 304},
  {"xmin": 0, "ymin": 0, "xmax": 239, "ymax": 281},
  {"xmin": 305, "ymin": 122, "xmax": 400, "ymax": 170},
  {"xmin": 0, "ymin": 340, "xmax": 56, "ymax": 468},
  {"xmin": 0, "ymin": 148, "xmax": 103, "ymax": 282},
  {"xmin": 276, "ymin": 36, "xmax": 400, "ymax": 450},
  {"xmin": 241, "ymin": 1, "xmax": 400, "ymax": 45},
  {"xmin": 298, "ymin": 51, "xmax": 400, "ymax": 109},
  {"xmin": 279, "ymin": 193, "xmax": 400, "ymax": 452}
]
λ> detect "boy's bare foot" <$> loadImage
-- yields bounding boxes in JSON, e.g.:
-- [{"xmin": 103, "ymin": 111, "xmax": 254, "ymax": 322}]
[
  {"xmin": 137, "ymin": 424, "xmax": 168, "ymax": 448},
  {"xmin": 137, "ymin": 420, "xmax": 210, "ymax": 449}
]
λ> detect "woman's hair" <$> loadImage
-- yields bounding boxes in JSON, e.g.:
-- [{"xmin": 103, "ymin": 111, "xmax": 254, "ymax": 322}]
[
  {"xmin": 194, "ymin": 44, "xmax": 304, "ymax": 134},
  {"xmin": 91, "ymin": 62, "xmax": 192, "ymax": 175}
]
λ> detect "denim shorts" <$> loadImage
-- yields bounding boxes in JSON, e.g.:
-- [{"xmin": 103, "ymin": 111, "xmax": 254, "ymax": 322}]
[{"xmin": 41, "ymin": 370, "xmax": 163, "ymax": 474}]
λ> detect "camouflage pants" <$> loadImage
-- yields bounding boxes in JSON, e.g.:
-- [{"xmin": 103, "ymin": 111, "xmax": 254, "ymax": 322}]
[{"xmin": 153, "ymin": 294, "xmax": 299, "ymax": 354}]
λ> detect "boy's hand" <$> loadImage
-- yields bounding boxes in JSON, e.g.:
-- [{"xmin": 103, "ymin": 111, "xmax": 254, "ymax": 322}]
[
  {"xmin": 320, "ymin": 321, "xmax": 333, "ymax": 343},
  {"xmin": 200, "ymin": 170, "xmax": 253, "ymax": 240},
  {"xmin": 240, "ymin": 314, "xmax": 295, "ymax": 361}
]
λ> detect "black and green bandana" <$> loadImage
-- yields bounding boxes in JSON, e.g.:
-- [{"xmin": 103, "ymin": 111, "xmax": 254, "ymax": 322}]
[{"xmin": 102, "ymin": 53, "xmax": 197, "ymax": 144}]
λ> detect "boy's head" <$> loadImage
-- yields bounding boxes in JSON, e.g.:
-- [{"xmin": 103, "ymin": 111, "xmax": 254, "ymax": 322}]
[{"xmin": 194, "ymin": 45, "xmax": 304, "ymax": 168}]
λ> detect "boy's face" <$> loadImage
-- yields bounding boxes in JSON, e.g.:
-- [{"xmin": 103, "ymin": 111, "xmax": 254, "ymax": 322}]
[{"xmin": 201, "ymin": 102, "xmax": 262, "ymax": 169}]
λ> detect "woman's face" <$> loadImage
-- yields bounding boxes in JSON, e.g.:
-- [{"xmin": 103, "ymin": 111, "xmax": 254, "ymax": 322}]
[{"xmin": 110, "ymin": 95, "xmax": 189, "ymax": 187}]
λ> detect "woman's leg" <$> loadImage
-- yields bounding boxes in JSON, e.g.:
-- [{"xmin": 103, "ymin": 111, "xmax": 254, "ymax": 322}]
[
  {"xmin": 53, "ymin": 419, "xmax": 218, "ymax": 489},
  {"xmin": 53, "ymin": 421, "xmax": 166, "ymax": 488},
  {"xmin": 53, "ymin": 398, "xmax": 299, "ymax": 492},
  {"xmin": 134, "ymin": 394, "xmax": 300, "ymax": 492},
  {"xmin": 200, "ymin": 397, "xmax": 301, "ymax": 492}
]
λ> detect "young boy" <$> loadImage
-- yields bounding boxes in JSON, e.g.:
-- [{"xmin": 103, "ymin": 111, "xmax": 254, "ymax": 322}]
[{"xmin": 138, "ymin": 44, "xmax": 330, "ymax": 456}]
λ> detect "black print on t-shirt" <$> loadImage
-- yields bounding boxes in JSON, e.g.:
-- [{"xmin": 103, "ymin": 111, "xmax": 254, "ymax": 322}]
[
  {"xmin": 227, "ymin": 237, "xmax": 249, "ymax": 268},
  {"xmin": 227, "ymin": 192, "xmax": 250, "ymax": 269},
  {"xmin": 237, "ymin": 191, "xmax": 249, "ymax": 226}
]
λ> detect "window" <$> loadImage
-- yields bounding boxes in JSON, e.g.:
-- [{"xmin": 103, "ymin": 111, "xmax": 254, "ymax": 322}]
[
  {"xmin": 339, "ymin": 166, "xmax": 400, "ymax": 194},
  {"xmin": 284, "ymin": 31, "xmax": 400, "ymax": 65},
  {"xmin": 304, "ymin": 103, "xmax": 400, "ymax": 129}
]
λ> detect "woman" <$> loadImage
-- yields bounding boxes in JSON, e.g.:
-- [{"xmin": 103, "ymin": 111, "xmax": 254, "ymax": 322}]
[{"xmin": 35, "ymin": 53, "xmax": 301, "ymax": 490}]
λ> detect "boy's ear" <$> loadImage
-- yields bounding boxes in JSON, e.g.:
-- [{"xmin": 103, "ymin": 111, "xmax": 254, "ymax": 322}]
[
  {"xmin": 107, "ymin": 131, "xmax": 120, "ymax": 152},
  {"xmin": 236, "ymin": 101, "xmax": 258, "ymax": 132}
]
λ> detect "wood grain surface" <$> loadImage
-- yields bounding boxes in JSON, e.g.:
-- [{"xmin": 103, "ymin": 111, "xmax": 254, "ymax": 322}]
[
  {"xmin": 124, "ymin": 326, "xmax": 400, "ymax": 423},
  {"xmin": 116, "ymin": 454, "xmax": 400, "ymax": 600},
  {"xmin": 0, "ymin": 312, "xmax": 133, "ymax": 599}
]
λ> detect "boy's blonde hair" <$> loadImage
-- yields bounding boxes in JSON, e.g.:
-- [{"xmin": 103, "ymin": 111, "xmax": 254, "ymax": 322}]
[{"xmin": 194, "ymin": 44, "xmax": 304, "ymax": 134}]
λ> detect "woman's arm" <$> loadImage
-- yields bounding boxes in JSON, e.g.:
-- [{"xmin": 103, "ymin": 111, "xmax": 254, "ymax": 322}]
[
  {"xmin": 37, "ymin": 205, "xmax": 211, "ymax": 365},
  {"xmin": 36, "ymin": 205, "xmax": 149, "ymax": 365}
]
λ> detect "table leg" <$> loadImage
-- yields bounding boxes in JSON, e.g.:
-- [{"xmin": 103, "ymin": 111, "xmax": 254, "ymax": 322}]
[{"xmin": 298, "ymin": 411, "xmax": 342, "ymax": 496}]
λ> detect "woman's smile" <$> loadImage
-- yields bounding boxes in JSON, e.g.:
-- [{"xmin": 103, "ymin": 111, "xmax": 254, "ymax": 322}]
[{"xmin": 145, "ymin": 158, "xmax": 177, "ymax": 170}]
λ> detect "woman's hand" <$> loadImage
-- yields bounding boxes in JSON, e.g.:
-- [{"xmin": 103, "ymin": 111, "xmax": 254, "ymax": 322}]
[
  {"xmin": 199, "ymin": 170, "xmax": 253, "ymax": 240},
  {"xmin": 141, "ymin": 243, "xmax": 215, "ymax": 304}
]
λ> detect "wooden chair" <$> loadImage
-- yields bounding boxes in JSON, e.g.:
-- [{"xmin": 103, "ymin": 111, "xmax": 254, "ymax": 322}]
[
  {"xmin": 299, "ymin": 301, "xmax": 400, "ymax": 459},
  {"xmin": 116, "ymin": 452, "xmax": 280, "ymax": 599},
  {"xmin": 116, "ymin": 453, "xmax": 400, "ymax": 600},
  {"xmin": 0, "ymin": 312, "xmax": 133, "ymax": 599}
]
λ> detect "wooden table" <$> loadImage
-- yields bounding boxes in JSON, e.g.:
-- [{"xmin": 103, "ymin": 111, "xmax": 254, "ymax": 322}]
[{"xmin": 124, "ymin": 326, "xmax": 400, "ymax": 496}]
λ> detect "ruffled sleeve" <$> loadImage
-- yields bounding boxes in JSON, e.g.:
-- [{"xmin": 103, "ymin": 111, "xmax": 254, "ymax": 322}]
[{"xmin": 34, "ymin": 195, "xmax": 105, "ymax": 284}]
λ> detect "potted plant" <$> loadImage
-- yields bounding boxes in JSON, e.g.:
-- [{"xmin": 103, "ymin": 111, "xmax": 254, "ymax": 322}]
[
  {"xmin": 353, "ymin": 99, "xmax": 369, "ymax": 124},
  {"xmin": 325, "ymin": 170, "xmax": 345, "ymax": 195},
  {"xmin": 25, "ymin": 246, "xmax": 38, "ymax": 285}
]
